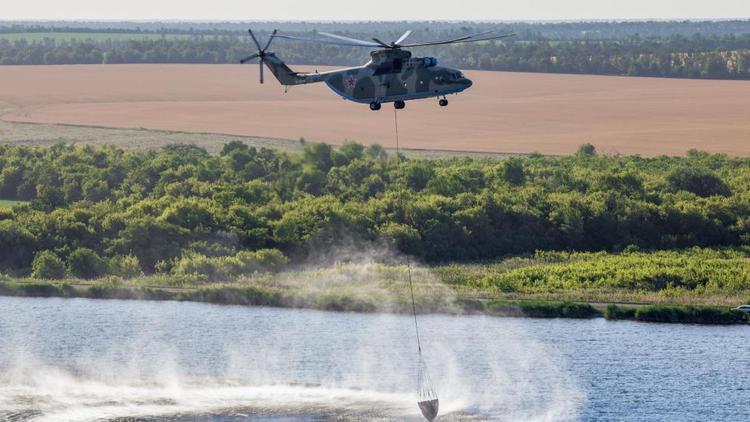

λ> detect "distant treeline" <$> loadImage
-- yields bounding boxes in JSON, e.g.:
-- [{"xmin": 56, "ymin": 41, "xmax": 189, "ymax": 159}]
[
  {"xmin": 4, "ymin": 20, "xmax": 750, "ymax": 39},
  {"xmin": 3, "ymin": 29, "xmax": 750, "ymax": 79},
  {"xmin": 2, "ymin": 142, "xmax": 750, "ymax": 279}
]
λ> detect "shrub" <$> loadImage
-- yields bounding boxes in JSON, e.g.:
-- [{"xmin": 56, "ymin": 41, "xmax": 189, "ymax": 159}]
[
  {"xmin": 486, "ymin": 300, "xmax": 598, "ymax": 319},
  {"xmin": 171, "ymin": 248, "xmax": 288, "ymax": 281},
  {"xmin": 31, "ymin": 251, "xmax": 66, "ymax": 280},
  {"xmin": 520, "ymin": 301, "xmax": 598, "ymax": 318},
  {"xmin": 109, "ymin": 255, "xmax": 143, "ymax": 278},
  {"xmin": 576, "ymin": 143, "xmax": 597, "ymax": 156},
  {"xmin": 634, "ymin": 305, "xmax": 745, "ymax": 324},
  {"xmin": 603, "ymin": 304, "xmax": 637, "ymax": 320},
  {"xmin": 502, "ymin": 157, "xmax": 526, "ymax": 186},
  {"xmin": 68, "ymin": 248, "xmax": 109, "ymax": 279}
]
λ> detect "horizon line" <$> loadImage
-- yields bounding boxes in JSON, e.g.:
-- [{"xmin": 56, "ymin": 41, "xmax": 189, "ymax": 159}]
[{"xmin": 2, "ymin": 18, "xmax": 750, "ymax": 24}]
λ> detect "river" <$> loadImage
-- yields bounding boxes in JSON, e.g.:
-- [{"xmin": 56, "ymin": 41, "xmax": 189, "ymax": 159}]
[{"xmin": 0, "ymin": 297, "xmax": 748, "ymax": 421}]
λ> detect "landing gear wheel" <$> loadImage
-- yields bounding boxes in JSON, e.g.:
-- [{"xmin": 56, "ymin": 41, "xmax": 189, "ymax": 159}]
[
  {"xmin": 369, "ymin": 102, "xmax": 382, "ymax": 111},
  {"xmin": 394, "ymin": 100, "xmax": 406, "ymax": 110},
  {"xmin": 439, "ymin": 98, "xmax": 449, "ymax": 107}
]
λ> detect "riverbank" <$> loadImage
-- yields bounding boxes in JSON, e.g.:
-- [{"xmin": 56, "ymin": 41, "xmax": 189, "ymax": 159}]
[{"xmin": 1, "ymin": 274, "xmax": 746, "ymax": 325}]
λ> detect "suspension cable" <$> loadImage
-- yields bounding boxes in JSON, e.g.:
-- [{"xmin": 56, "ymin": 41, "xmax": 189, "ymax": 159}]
[{"xmin": 394, "ymin": 108, "xmax": 423, "ymax": 353}]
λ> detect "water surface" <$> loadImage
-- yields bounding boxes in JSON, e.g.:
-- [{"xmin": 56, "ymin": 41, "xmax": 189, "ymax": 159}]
[{"xmin": 0, "ymin": 297, "xmax": 748, "ymax": 421}]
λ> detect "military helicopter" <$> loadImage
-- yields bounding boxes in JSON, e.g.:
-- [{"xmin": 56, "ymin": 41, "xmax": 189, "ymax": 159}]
[{"xmin": 240, "ymin": 29, "xmax": 514, "ymax": 111}]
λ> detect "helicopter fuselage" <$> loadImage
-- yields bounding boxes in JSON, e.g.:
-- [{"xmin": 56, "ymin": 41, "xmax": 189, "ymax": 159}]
[{"xmin": 262, "ymin": 49, "xmax": 472, "ymax": 108}]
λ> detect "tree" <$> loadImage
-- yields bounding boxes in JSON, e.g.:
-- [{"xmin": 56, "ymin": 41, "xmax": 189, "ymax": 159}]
[
  {"xmin": 112, "ymin": 218, "xmax": 191, "ymax": 271},
  {"xmin": 67, "ymin": 247, "xmax": 108, "ymax": 279},
  {"xmin": 303, "ymin": 143, "xmax": 334, "ymax": 172},
  {"xmin": 502, "ymin": 158, "xmax": 526, "ymax": 186},
  {"xmin": 576, "ymin": 143, "xmax": 597, "ymax": 156},
  {"xmin": 667, "ymin": 167, "xmax": 731, "ymax": 197},
  {"xmin": 405, "ymin": 161, "xmax": 434, "ymax": 191},
  {"xmin": 31, "ymin": 250, "xmax": 66, "ymax": 279},
  {"xmin": 0, "ymin": 220, "xmax": 37, "ymax": 270}
]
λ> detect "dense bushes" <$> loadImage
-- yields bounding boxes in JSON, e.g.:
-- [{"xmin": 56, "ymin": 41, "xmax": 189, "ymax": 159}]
[
  {"xmin": 603, "ymin": 304, "xmax": 637, "ymax": 320},
  {"xmin": 171, "ymin": 249, "xmax": 288, "ymax": 280},
  {"xmin": 1, "ymin": 142, "xmax": 750, "ymax": 279},
  {"xmin": 603, "ymin": 304, "xmax": 747, "ymax": 324},
  {"xmin": 486, "ymin": 300, "xmax": 599, "ymax": 318},
  {"xmin": 465, "ymin": 249, "xmax": 750, "ymax": 294},
  {"xmin": 634, "ymin": 305, "xmax": 746, "ymax": 324}
]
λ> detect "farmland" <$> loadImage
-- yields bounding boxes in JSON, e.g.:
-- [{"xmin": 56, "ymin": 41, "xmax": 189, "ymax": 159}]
[{"xmin": 1, "ymin": 64, "xmax": 750, "ymax": 156}]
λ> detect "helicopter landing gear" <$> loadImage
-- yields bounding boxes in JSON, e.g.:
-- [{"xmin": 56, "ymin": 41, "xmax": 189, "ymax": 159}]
[
  {"xmin": 439, "ymin": 97, "xmax": 449, "ymax": 107},
  {"xmin": 369, "ymin": 101, "xmax": 382, "ymax": 111},
  {"xmin": 394, "ymin": 100, "xmax": 406, "ymax": 110}
]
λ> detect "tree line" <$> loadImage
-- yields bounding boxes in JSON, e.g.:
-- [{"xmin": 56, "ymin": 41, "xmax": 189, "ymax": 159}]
[
  {"xmin": 4, "ymin": 20, "xmax": 750, "ymax": 39},
  {"xmin": 3, "ymin": 33, "xmax": 750, "ymax": 79},
  {"xmin": 1, "ymin": 141, "xmax": 749, "ymax": 279}
]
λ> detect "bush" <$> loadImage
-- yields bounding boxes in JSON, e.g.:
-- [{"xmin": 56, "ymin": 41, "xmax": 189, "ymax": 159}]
[
  {"xmin": 182, "ymin": 286, "xmax": 283, "ymax": 306},
  {"xmin": 603, "ymin": 304, "xmax": 637, "ymax": 320},
  {"xmin": 109, "ymin": 255, "xmax": 143, "ymax": 278},
  {"xmin": 486, "ymin": 300, "xmax": 599, "ymax": 319},
  {"xmin": 68, "ymin": 248, "xmax": 109, "ymax": 279},
  {"xmin": 171, "ymin": 248, "xmax": 288, "ymax": 281},
  {"xmin": 576, "ymin": 143, "xmax": 597, "ymax": 156},
  {"xmin": 502, "ymin": 157, "xmax": 526, "ymax": 186},
  {"xmin": 634, "ymin": 305, "xmax": 745, "ymax": 324},
  {"xmin": 31, "ymin": 251, "xmax": 66, "ymax": 280}
]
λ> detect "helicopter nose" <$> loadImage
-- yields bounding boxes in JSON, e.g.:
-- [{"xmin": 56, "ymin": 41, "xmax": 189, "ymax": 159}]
[{"xmin": 462, "ymin": 78, "xmax": 473, "ymax": 88}]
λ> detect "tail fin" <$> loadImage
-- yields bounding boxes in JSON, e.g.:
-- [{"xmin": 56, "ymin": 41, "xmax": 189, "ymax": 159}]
[
  {"xmin": 262, "ymin": 53, "xmax": 307, "ymax": 86},
  {"xmin": 239, "ymin": 29, "xmax": 319, "ymax": 86}
]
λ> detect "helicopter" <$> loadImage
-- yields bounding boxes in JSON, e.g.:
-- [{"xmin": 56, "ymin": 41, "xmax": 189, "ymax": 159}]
[{"xmin": 240, "ymin": 29, "xmax": 514, "ymax": 111}]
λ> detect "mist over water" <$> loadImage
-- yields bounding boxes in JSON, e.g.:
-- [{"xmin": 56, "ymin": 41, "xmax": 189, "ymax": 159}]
[
  {"xmin": 0, "ymin": 297, "xmax": 581, "ymax": 421},
  {"xmin": 4, "ymin": 296, "xmax": 750, "ymax": 421}
]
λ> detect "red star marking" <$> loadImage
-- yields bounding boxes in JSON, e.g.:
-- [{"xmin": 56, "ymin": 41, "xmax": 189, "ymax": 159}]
[{"xmin": 345, "ymin": 76, "xmax": 356, "ymax": 88}]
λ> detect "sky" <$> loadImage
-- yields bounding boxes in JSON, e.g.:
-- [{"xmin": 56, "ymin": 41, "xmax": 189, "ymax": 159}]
[{"xmin": 3, "ymin": 0, "xmax": 750, "ymax": 21}]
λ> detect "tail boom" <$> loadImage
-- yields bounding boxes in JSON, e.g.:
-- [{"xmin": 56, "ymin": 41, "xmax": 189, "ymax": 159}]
[{"xmin": 263, "ymin": 54, "xmax": 326, "ymax": 86}]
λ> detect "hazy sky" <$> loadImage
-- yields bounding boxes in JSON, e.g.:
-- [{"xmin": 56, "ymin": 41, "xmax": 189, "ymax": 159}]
[{"xmin": 4, "ymin": 0, "xmax": 750, "ymax": 21}]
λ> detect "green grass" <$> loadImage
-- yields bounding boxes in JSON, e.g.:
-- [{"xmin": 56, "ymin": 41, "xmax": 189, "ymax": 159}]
[
  {"xmin": 3, "ymin": 248, "xmax": 750, "ymax": 324},
  {"xmin": 434, "ymin": 248, "xmax": 750, "ymax": 305},
  {"xmin": 0, "ymin": 199, "xmax": 27, "ymax": 208}
]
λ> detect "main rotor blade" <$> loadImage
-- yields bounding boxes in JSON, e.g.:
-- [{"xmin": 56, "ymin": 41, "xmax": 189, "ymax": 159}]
[
  {"xmin": 394, "ymin": 30, "xmax": 413, "ymax": 45},
  {"xmin": 239, "ymin": 53, "xmax": 260, "ymax": 64},
  {"xmin": 248, "ymin": 29, "xmax": 263, "ymax": 50},
  {"xmin": 260, "ymin": 60, "xmax": 264, "ymax": 84},
  {"xmin": 318, "ymin": 31, "xmax": 383, "ymax": 47},
  {"xmin": 371, "ymin": 37, "xmax": 392, "ymax": 48},
  {"xmin": 263, "ymin": 29, "xmax": 278, "ymax": 51},
  {"xmin": 400, "ymin": 31, "xmax": 515, "ymax": 48},
  {"xmin": 274, "ymin": 33, "xmax": 380, "ymax": 48}
]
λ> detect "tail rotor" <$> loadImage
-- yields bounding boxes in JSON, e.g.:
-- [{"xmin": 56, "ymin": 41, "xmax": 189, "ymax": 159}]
[{"xmin": 240, "ymin": 29, "xmax": 277, "ymax": 84}]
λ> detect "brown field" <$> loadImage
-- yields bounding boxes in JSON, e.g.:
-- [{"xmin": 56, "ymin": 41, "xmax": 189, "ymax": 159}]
[{"xmin": 2, "ymin": 64, "xmax": 750, "ymax": 156}]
